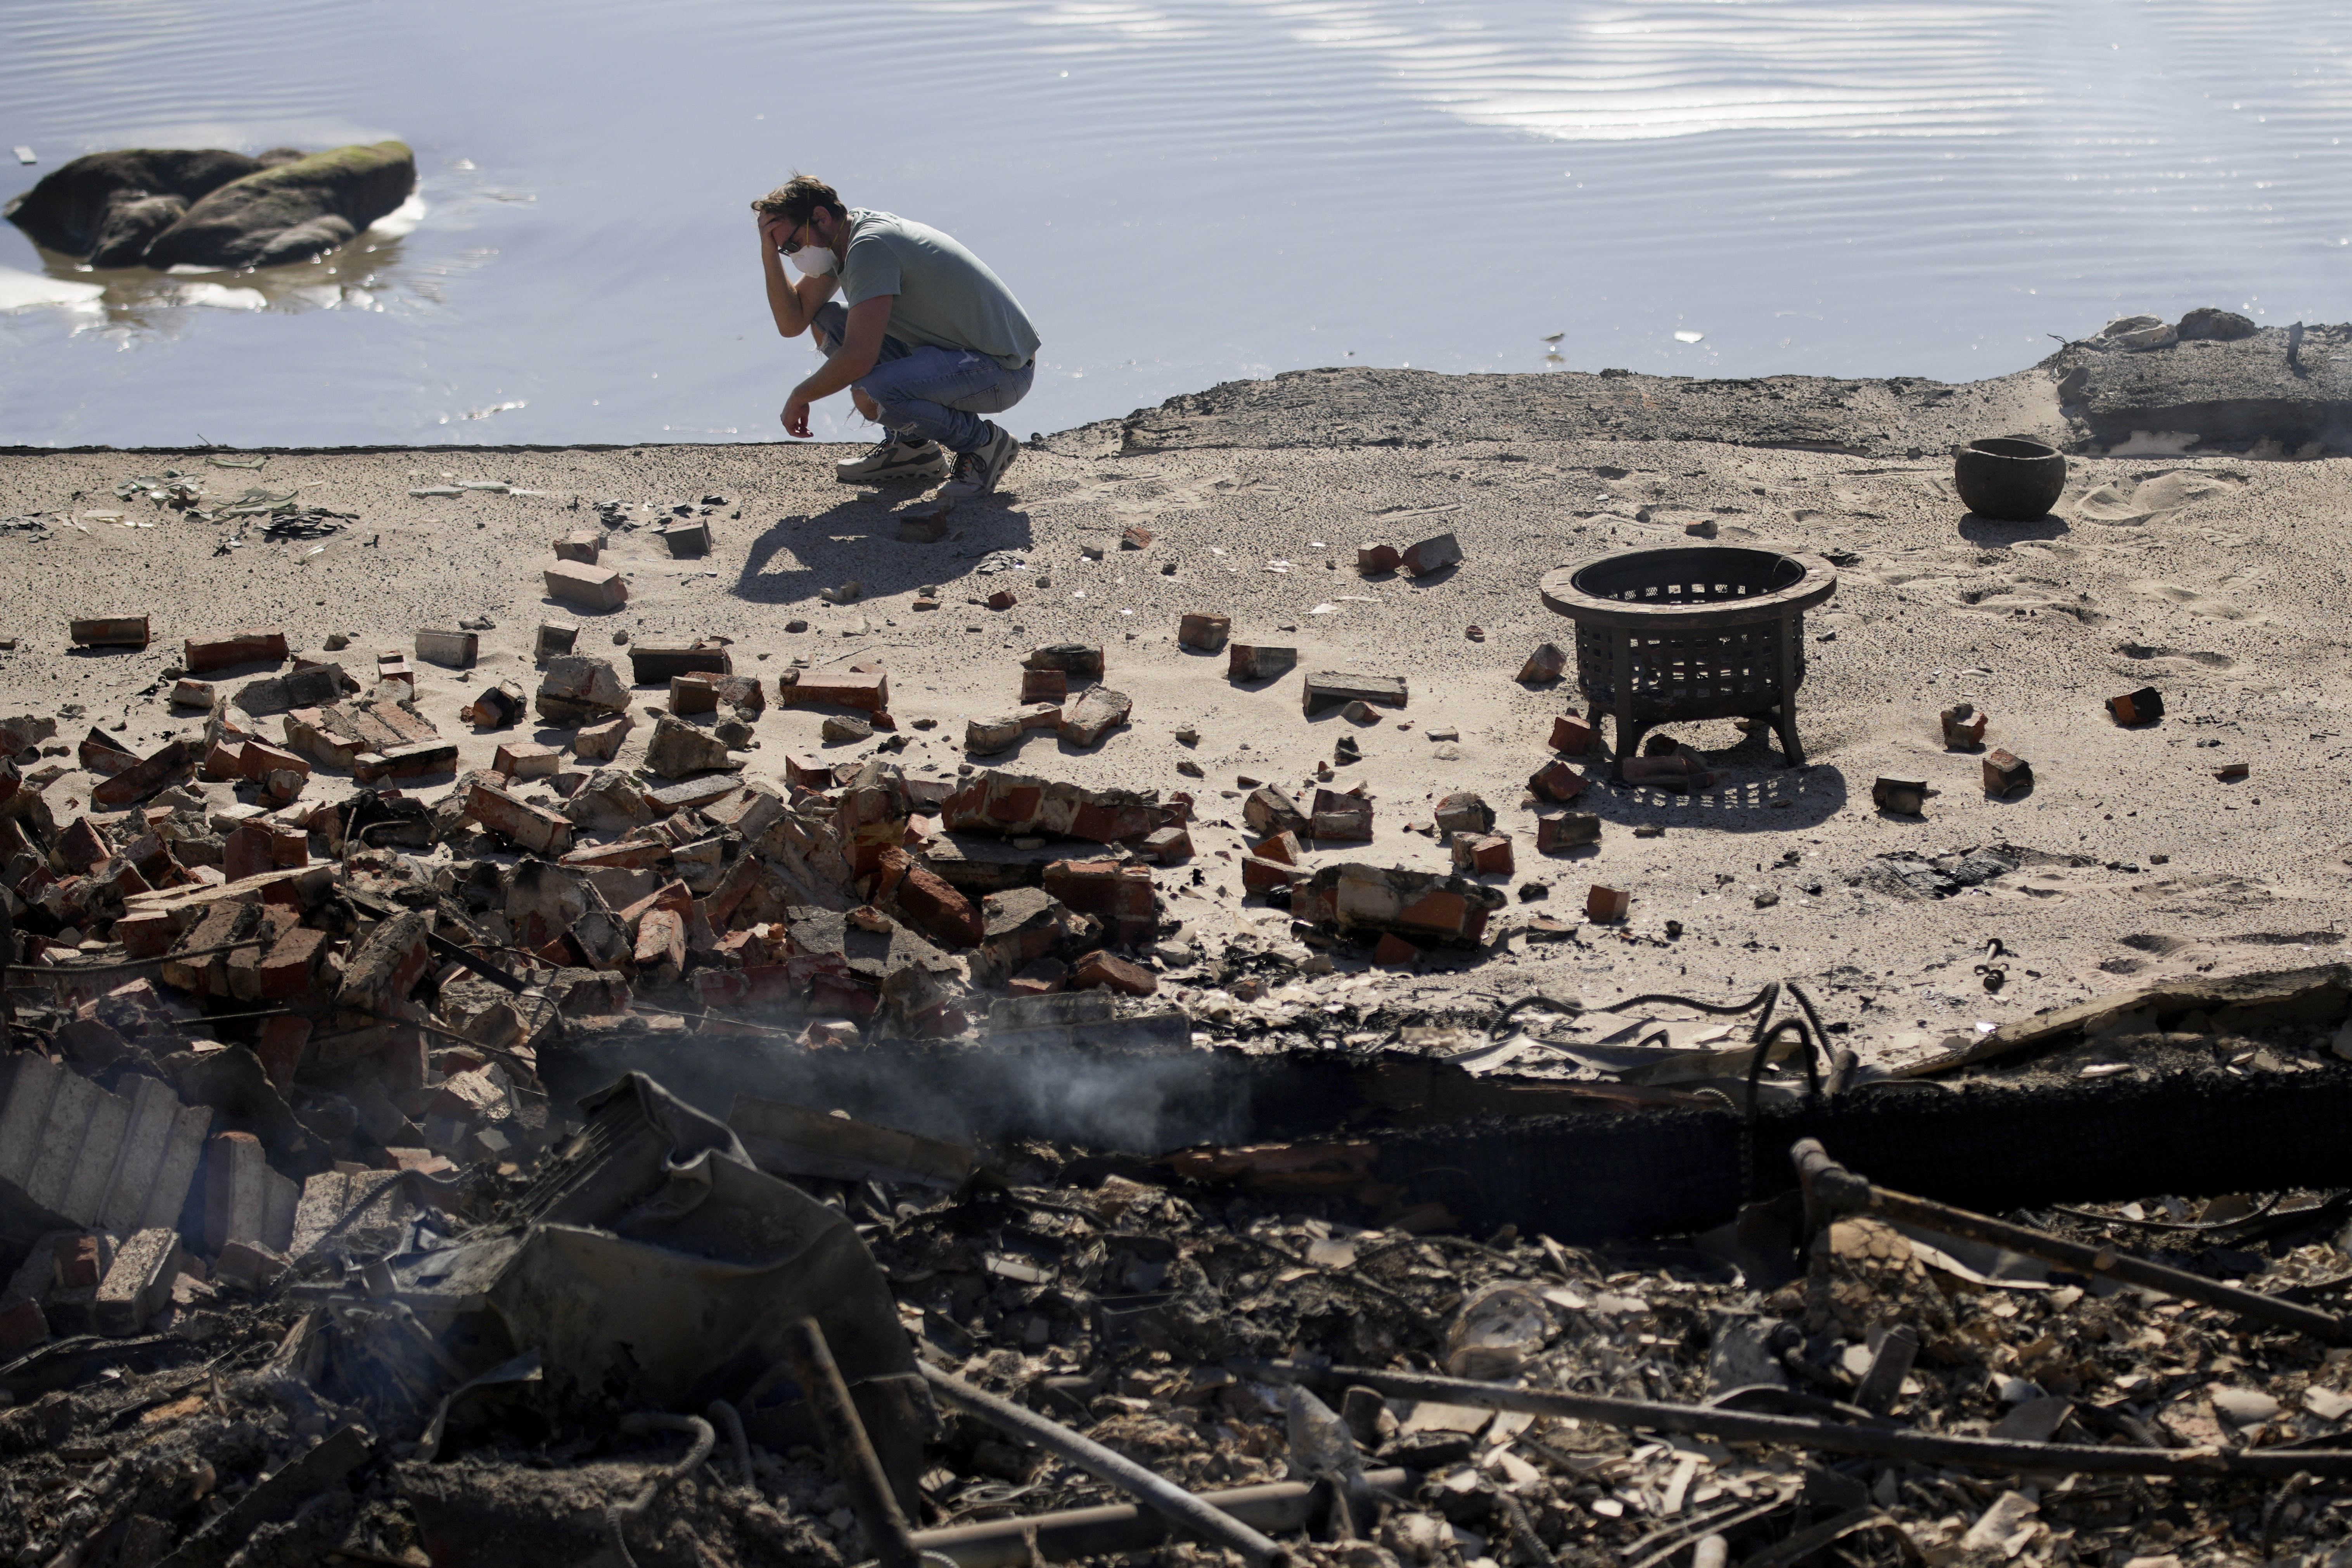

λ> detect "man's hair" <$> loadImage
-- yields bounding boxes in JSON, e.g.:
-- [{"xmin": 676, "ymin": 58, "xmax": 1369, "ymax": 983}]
[{"xmin": 751, "ymin": 175, "xmax": 846, "ymax": 225}]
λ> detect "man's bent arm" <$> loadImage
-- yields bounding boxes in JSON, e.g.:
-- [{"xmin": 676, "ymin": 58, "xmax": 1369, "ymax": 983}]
[
  {"xmin": 782, "ymin": 295, "xmax": 896, "ymax": 436},
  {"xmin": 759, "ymin": 226, "xmax": 836, "ymax": 337},
  {"xmin": 793, "ymin": 295, "xmax": 893, "ymax": 399}
]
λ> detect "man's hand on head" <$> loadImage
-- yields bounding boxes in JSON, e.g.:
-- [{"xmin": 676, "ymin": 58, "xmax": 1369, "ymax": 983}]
[{"xmin": 757, "ymin": 212, "xmax": 792, "ymax": 252}]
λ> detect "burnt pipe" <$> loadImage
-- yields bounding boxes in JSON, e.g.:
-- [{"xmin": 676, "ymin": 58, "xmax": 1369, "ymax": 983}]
[{"xmin": 1376, "ymin": 1063, "xmax": 2352, "ymax": 1241}]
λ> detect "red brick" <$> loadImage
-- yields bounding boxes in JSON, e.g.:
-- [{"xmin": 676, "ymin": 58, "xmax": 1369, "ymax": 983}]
[
  {"xmin": 1044, "ymin": 859, "xmax": 1156, "ymax": 923},
  {"xmin": 0, "ymin": 1298, "xmax": 45, "ymax": 1355},
  {"xmin": 184, "ymin": 628, "xmax": 287, "ymax": 673},
  {"xmin": 269, "ymin": 825, "xmax": 309, "ymax": 868},
  {"xmin": 1252, "ymin": 830, "xmax": 1302, "ymax": 866},
  {"xmin": 2106, "ymin": 687, "xmax": 2162, "ymax": 726},
  {"xmin": 1177, "ymin": 613, "xmax": 1231, "ymax": 652},
  {"xmin": 617, "ymin": 880, "xmax": 695, "ymax": 929},
  {"xmin": 1020, "ymin": 667, "xmax": 1068, "ymax": 704},
  {"xmin": 1397, "ymin": 889, "xmax": 1470, "ymax": 935},
  {"xmin": 1069, "ymin": 799, "xmax": 1155, "ymax": 843},
  {"xmin": 909, "ymin": 1002, "xmax": 968, "ymax": 1038},
  {"xmin": 56, "ymin": 1234, "xmax": 102, "ymax": 1288},
  {"xmin": 880, "ymin": 848, "xmax": 982, "ymax": 947},
  {"xmin": 493, "ymin": 741, "xmax": 561, "ymax": 779},
  {"xmin": 1530, "ymin": 759, "xmax": 1591, "ymax": 803},
  {"xmin": 1550, "ymin": 714, "xmax": 1593, "ymax": 754},
  {"xmin": 781, "ymin": 668, "xmax": 889, "ymax": 712},
  {"xmin": 783, "ymin": 753, "xmax": 835, "ymax": 790},
  {"xmin": 545, "ymin": 560, "xmax": 629, "ymax": 610},
  {"xmin": 381, "ymin": 1029, "xmax": 429, "ymax": 1092},
  {"xmin": 1356, "ymin": 543, "xmax": 1401, "ymax": 573},
  {"xmin": 254, "ymin": 1015, "xmax": 310, "ymax": 1090},
  {"xmin": 1586, "ymin": 884, "xmax": 1631, "ymax": 921},
  {"xmin": 1008, "ymin": 957, "xmax": 1067, "ymax": 996},
  {"xmin": 467, "ymin": 781, "xmax": 574, "ymax": 856},
  {"xmin": 695, "ymin": 970, "xmax": 750, "ymax": 1007},
  {"xmin": 117, "ymin": 909, "xmax": 176, "ymax": 958},
  {"xmin": 1983, "ymin": 750, "xmax": 2032, "ymax": 796},
  {"xmin": 1309, "ymin": 788, "xmax": 1373, "ymax": 842},
  {"xmin": 259, "ymin": 926, "xmax": 331, "ymax": 1001},
  {"xmin": 1518, "ymin": 643, "xmax": 1568, "ymax": 683},
  {"xmin": 1141, "ymin": 825, "xmax": 1193, "ymax": 864},
  {"xmin": 1536, "ymin": 813, "xmax": 1601, "ymax": 852},
  {"xmin": 1373, "ymin": 932, "xmax": 1420, "ymax": 967},
  {"xmin": 809, "ymin": 973, "xmax": 878, "ymax": 1020},
  {"xmin": 987, "ymin": 590, "xmax": 1019, "ymax": 611},
  {"xmin": 70, "ymin": 616, "xmax": 149, "ymax": 648},
  {"xmin": 1071, "ymin": 950, "xmax": 1156, "ymax": 996},
  {"xmin": 1242, "ymin": 855, "xmax": 1302, "ymax": 894},
  {"xmin": 58, "ymin": 817, "xmax": 112, "ymax": 873},
  {"xmin": 633, "ymin": 909, "xmax": 687, "ymax": 975},
  {"xmin": 1024, "ymin": 644, "xmax": 1104, "ymax": 678},
  {"xmin": 561, "ymin": 839, "xmax": 668, "ymax": 870},
  {"xmin": 1453, "ymin": 833, "xmax": 1514, "ymax": 875},
  {"xmin": 222, "ymin": 823, "xmax": 274, "ymax": 883}
]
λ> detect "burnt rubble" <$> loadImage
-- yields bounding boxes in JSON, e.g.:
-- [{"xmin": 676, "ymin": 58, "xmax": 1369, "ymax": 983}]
[{"xmin": 19, "ymin": 624, "xmax": 2352, "ymax": 1568}]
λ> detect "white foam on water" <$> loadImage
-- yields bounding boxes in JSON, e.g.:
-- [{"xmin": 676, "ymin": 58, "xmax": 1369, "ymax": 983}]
[
  {"xmin": 368, "ymin": 193, "xmax": 427, "ymax": 239},
  {"xmin": 0, "ymin": 265, "xmax": 102, "ymax": 312},
  {"xmin": 177, "ymin": 282, "xmax": 266, "ymax": 310}
]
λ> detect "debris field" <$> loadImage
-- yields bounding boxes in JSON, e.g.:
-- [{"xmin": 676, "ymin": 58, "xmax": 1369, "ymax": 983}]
[{"xmin": 8, "ymin": 332, "xmax": 2352, "ymax": 1568}]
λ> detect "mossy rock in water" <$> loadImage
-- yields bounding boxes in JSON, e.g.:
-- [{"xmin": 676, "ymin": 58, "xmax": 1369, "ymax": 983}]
[
  {"xmin": 144, "ymin": 141, "xmax": 417, "ymax": 269},
  {"xmin": 3, "ymin": 148, "xmax": 263, "ymax": 255}
]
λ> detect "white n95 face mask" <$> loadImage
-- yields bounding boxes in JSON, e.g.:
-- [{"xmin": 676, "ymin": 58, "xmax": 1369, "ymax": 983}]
[{"xmin": 790, "ymin": 245, "xmax": 836, "ymax": 277}]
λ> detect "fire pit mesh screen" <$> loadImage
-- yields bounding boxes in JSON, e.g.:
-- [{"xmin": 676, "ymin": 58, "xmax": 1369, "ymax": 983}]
[
  {"xmin": 1539, "ymin": 546, "xmax": 1837, "ymax": 769},
  {"xmin": 1572, "ymin": 614, "xmax": 1797, "ymax": 717}
]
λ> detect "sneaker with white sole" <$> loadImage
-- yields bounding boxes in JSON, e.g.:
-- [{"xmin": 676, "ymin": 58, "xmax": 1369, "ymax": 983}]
[
  {"xmin": 936, "ymin": 424, "xmax": 1020, "ymax": 501},
  {"xmin": 834, "ymin": 434, "xmax": 950, "ymax": 484}
]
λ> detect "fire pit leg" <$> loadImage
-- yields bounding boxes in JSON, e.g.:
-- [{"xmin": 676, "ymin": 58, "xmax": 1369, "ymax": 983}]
[
  {"xmin": 1774, "ymin": 702, "xmax": 1805, "ymax": 768},
  {"xmin": 1774, "ymin": 610, "xmax": 1805, "ymax": 766},
  {"xmin": 1609, "ymin": 634, "xmax": 1645, "ymax": 780}
]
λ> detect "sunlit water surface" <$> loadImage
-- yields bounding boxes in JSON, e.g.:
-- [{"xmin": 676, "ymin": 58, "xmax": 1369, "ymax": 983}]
[{"xmin": 2, "ymin": 0, "xmax": 2348, "ymax": 447}]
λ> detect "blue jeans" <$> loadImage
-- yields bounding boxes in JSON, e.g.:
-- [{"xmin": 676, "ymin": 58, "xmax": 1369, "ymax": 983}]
[{"xmin": 811, "ymin": 301, "xmax": 1034, "ymax": 453}]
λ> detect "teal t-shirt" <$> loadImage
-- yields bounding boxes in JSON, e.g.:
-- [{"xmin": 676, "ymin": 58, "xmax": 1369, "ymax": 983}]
[{"xmin": 834, "ymin": 209, "xmax": 1040, "ymax": 372}]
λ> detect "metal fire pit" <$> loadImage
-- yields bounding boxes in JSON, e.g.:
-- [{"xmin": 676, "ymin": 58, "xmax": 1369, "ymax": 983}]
[{"xmin": 1539, "ymin": 546, "xmax": 1837, "ymax": 772}]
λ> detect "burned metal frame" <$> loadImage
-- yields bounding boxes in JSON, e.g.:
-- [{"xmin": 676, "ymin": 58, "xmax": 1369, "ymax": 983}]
[
  {"xmin": 1250, "ymin": 1359, "xmax": 2352, "ymax": 1480},
  {"xmin": 1791, "ymin": 1137, "xmax": 2347, "ymax": 1342},
  {"xmin": 1539, "ymin": 548, "xmax": 1835, "ymax": 774}
]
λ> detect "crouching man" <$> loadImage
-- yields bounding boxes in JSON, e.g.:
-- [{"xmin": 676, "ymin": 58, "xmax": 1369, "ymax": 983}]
[{"xmin": 754, "ymin": 175, "xmax": 1039, "ymax": 500}]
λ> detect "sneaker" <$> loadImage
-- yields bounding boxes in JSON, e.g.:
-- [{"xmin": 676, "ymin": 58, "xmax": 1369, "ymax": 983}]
[
  {"xmin": 936, "ymin": 424, "xmax": 1020, "ymax": 501},
  {"xmin": 834, "ymin": 434, "xmax": 949, "ymax": 484}
]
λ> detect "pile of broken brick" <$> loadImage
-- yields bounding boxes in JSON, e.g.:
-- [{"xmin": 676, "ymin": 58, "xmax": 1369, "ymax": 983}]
[{"xmin": 0, "ymin": 609, "xmax": 1549, "ymax": 1332}]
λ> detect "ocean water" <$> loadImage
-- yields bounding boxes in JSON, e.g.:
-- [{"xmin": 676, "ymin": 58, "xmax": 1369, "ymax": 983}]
[{"xmin": 1, "ymin": 0, "xmax": 2347, "ymax": 448}]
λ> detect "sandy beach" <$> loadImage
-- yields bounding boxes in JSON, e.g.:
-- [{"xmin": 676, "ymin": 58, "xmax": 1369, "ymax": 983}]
[{"xmin": 6, "ymin": 324, "xmax": 2346, "ymax": 1072}]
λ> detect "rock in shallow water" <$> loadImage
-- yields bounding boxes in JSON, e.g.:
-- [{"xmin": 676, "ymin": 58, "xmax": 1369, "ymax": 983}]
[{"xmin": 5, "ymin": 141, "xmax": 415, "ymax": 269}]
